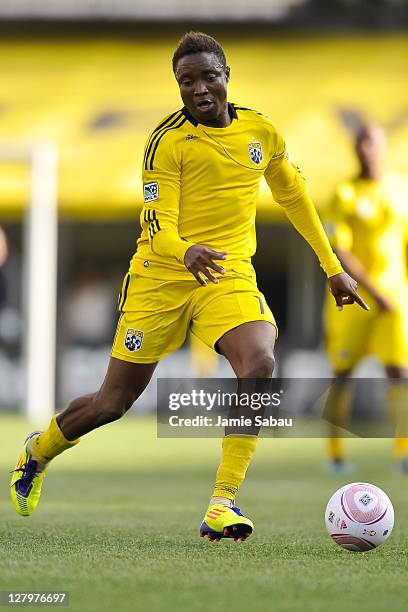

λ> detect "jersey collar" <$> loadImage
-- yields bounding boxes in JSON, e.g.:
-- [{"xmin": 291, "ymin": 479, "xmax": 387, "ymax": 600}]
[{"xmin": 182, "ymin": 102, "xmax": 238, "ymax": 127}]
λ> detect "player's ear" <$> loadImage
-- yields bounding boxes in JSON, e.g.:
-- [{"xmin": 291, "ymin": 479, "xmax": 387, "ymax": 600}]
[{"xmin": 225, "ymin": 66, "xmax": 230, "ymax": 82}]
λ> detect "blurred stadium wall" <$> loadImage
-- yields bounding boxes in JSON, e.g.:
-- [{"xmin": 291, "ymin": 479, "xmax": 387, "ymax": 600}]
[{"xmin": 0, "ymin": 1, "xmax": 407, "ymax": 410}]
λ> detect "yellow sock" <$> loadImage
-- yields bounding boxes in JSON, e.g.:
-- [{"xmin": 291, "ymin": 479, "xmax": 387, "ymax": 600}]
[
  {"xmin": 32, "ymin": 415, "xmax": 80, "ymax": 463},
  {"xmin": 324, "ymin": 379, "xmax": 353, "ymax": 461},
  {"xmin": 328, "ymin": 437, "xmax": 344, "ymax": 461},
  {"xmin": 394, "ymin": 438, "xmax": 408, "ymax": 458},
  {"xmin": 387, "ymin": 381, "xmax": 408, "ymax": 458},
  {"xmin": 212, "ymin": 435, "xmax": 258, "ymax": 500}
]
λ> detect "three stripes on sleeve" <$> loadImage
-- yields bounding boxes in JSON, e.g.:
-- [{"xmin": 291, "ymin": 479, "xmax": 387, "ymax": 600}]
[
  {"xmin": 143, "ymin": 110, "xmax": 186, "ymax": 171},
  {"xmin": 143, "ymin": 208, "xmax": 161, "ymax": 239}
]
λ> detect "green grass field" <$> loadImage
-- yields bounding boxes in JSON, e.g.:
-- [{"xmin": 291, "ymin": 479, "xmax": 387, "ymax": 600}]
[{"xmin": 1, "ymin": 415, "xmax": 407, "ymax": 612}]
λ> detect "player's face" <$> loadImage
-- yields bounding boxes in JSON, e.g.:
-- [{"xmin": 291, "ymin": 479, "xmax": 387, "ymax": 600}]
[
  {"xmin": 356, "ymin": 126, "xmax": 387, "ymax": 173},
  {"xmin": 175, "ymin": 52, "xmax": 230, "ymax": 126}
]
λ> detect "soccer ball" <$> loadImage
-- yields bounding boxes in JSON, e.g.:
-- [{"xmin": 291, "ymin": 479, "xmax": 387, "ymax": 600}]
[{"xmin": 325, "ymin": 482, "xmax": 394, "ymax": 552}]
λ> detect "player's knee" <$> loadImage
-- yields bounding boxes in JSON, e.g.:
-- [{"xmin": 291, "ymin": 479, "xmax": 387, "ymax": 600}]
[
  {"xmin": 238, "ymin": 351, "xmax": 275, "ymax": 378},
  {"xmin": 97, "ymin": 405, "xmax": 126, "ymax": 425},
  {"xmin": 386, "ymin": 365, "xmax": 408, "ymax": 379},
  {"xmin": 335, "ymin": 369, "xmax": 352, "ymax": 380}
]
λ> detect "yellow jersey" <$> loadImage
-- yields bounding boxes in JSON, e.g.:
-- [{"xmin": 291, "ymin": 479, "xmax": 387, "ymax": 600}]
[
  {"xmin": 324, "ymin": 174, "xmax": 408, "ymax": 294},
  {"xmin": 130, "ymin": 103, "xmax": 342, "ymax": 280}
]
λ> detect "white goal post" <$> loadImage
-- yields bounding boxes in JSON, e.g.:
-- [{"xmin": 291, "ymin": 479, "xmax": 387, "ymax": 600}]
[{"xmin": 0, "ymin": 141, "xmax": 58, "ymax": 423}]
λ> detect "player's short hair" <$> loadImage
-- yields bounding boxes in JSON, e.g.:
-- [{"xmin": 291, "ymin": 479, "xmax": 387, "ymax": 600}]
[{"xmin": 172, "ymin": 31, "xmax": 226, "ymax": 73}]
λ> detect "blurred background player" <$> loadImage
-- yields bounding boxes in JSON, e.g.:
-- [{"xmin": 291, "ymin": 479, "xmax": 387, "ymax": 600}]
[
  {"xmin": 0, "ymin": 226, "xmax": 8, "ymax": 311},
  {"xmin": 323, "ymin": 124, "xmax": 408, "ymax": 473},
  {"xmin": 189, "ymin": 332, "xmax": 219, "ymax": 377}
]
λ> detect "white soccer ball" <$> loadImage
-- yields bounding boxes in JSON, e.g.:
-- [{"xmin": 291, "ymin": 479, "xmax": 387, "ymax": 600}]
[{"xmin": 325, "ymin": 482, "xmax": 394, "ymax": 552}]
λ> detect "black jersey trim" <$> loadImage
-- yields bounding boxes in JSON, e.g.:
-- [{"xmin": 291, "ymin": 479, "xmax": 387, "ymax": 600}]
[
  {"xmin": 148, "ymin": 116, "xmax": 187, "ymax": 170},
  {"xmin": 182, "ymin": 102, "xmax": 238, "ymax": 127},
  {"xmin": 150, "ymin": 218, "xmax": 160, "ymax": 235},
  {"xmin": 151, "ymin": 110, "xmax": 181, "ymax": 136},
  {"xmin": 144, "ymin": 111, "xmax": 183, "ymax": 170},
  {"xmin": 143, "ymin": 208, "xmax": 157, "ymax": 222},
  {"xmin": 143, "ymin": 110, "xmax": 182, "ymax": 168},
  {"xmin": 229, "ymin": 103, "xmax": 238, "ymax": 120},
  {"xmin": 232, "ymin": 104, "xmax": 263, "ymax": 116},
  {"xmin": 182, "ymin": 107, "xmax": 199, "ymax": 127},
  {"xmin": 119, "ymin": 273, "xmax": 130, "ymax": 312},
  {"xmin": 148, "ymin": 218, "xmax": 161, "ymax": 239}
]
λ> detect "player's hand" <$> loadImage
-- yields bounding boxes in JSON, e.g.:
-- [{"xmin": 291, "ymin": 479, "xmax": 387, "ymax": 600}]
[
  {"xmin": 372, "ymin": 291, "xmax": 394, "ymax": 312},
  {"xmin": 328, "ymin": 272, "xmax": 370, "ymax": 312},
  {"xmin": 184, "ymin": 245, "xmax": 227, "ymax": 286}
]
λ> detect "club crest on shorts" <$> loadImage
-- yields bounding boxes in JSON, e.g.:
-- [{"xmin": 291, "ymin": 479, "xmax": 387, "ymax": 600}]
[
  {"xmin": 248, "ymin": 142, "xmax": 263, "ymax": 165},
  {"xmin": 124, "ymin": 329, "xmax": 144, "ymax": 352}
]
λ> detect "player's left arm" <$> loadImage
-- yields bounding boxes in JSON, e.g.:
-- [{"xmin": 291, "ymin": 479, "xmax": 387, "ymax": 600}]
[{"xmin": 264, "ymin": 137, "xmax": 368, "ymax": 311}]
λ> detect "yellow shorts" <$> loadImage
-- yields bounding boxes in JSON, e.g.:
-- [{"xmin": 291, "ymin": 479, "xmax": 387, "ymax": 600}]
[
  {"xmin": 111, "ymin": 269, "xmax": 277, "ymax": 363},
  {"xmin": 324, "ymin": 288, "xmax": 408, "ymax": 372}
]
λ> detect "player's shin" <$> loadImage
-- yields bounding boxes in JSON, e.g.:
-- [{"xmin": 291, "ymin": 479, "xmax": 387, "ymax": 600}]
[
  {"xmin": 328, "ymin": 437, "xmax": 344, "ymax": 462},
  {"xmin": 211, "ymin": 378, "xmax": 265, "ymax": 504},
  {"xmin": 202, "ymin": 378, "xmax": 268, "ymax": 540},
  {"xmin": 201, "ymin": 434, "xmax": 257, "ymax": 541},
  {"xmin": 386, "ymin": 380, "xmax": 408, "ymax": 461},
  {"xmin": 324, "ymin": 378, "xmax": 354, "ymax": 462},
  {"xmin": 211, "ymin": 435, "xmax": 259, "ymax": 504}
]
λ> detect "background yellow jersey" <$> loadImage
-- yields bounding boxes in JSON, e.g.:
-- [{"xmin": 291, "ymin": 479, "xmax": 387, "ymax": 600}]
[
  {"xmin": 130, "ymin": 103, "xmax": 342, "ymax": 280},
  {"xmin": 324, "ymin": 174, "xmax": 408, "ymax": 294}
]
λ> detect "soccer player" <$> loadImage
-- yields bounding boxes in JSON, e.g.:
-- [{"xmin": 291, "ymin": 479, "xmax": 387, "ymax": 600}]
[
  {"xmin": 323, "ymin": 124, "xmax": 408, "ymax": 473},
  {"xmin": 0, "ymin": 226, "xmax": 8, "ymax": 310},
  {"xmin": 10, "ymin": 32, "xmax": 365, "ymax": 541}
]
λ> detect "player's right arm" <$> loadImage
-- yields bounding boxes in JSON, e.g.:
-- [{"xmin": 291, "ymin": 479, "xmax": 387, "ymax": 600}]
[{"xmin": 141, "ymin": 122, "xmax": 226, "ymax": 285}]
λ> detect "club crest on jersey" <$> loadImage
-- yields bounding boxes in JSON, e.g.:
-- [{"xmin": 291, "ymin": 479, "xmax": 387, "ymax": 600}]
[
  {"xmin": 124, "ymin": 329, "xmax": 144, "ymax": 352},
  {"xmin": 144, "ymin": 182, "xmax": 158, "ymax": 203},
  {"xmin": 248, "ymin": 142, "xmax": 263, "ymax": 165}
]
